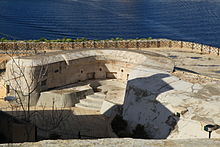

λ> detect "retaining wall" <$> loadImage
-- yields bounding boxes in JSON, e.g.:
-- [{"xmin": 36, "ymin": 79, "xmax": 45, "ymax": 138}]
[{"xmin": 0, "ymin": 39, "xmax": 219, "ymax": 55}]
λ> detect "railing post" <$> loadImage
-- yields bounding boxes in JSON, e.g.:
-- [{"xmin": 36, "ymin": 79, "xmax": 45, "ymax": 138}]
[
  {"xmin": 157, "ymin": 40, "xmax": 160, "ymax": 48},
  {"xmin": 201, "ymin": 44, "xmax": 203, "ymax": 53},
  {"xmin": 181, "ymin": 41, "xmax": 183, "ymax": 48},
  {"xmin": 136, "ymin": 41, "xmax": 139, "ymax": 49},
  {"xmin": 169, "ymin": 41, "xmax": 172, "ymax": 48},
  {"xmin": 93, "ymin": 41, "xmax": 96, "ymax": 48},
  {"xmin": 192, "ymin": 43, "xmax": 194, "ymax": 50}
]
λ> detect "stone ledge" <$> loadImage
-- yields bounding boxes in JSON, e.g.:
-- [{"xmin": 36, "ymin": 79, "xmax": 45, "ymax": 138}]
[{"xmin": 1, "ymin": 138, "xmax": 220, "ymax": 147}]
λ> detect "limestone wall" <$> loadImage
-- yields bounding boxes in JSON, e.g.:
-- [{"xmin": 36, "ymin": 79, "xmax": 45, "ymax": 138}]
[
  {"xmin": 0, "ymin": 39, "xmax": 219, "ymax": 55},
  {"xmin": 5, "ymin": 49, "xmax": 173, "ymax": 106}
]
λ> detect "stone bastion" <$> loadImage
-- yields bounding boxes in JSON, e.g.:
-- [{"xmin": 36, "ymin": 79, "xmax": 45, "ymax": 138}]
[
  {"xmin": 5, "ymin": 49, "xmax": 173, "ymax": 106},
  {"xmin": 2, "ymin": 42, "xmax": 220, "ymax": 145}
]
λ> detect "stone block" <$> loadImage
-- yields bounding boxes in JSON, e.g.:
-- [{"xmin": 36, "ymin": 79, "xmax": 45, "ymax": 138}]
[
  {"xmin": 84, "ymin": 41, "xmax": 95, "ymax": 48},
  {"xmin": 50, "ymin": 43, "xmax": 63, "ymax": 50},
  {"xmin": 202, "ymin": 45, "xmax": 211, "ymax": 54},
  {"xmin": 159, "ymin": 40, "xmax": 170, "ymax": 48},
  {"xmin": 106, "ymin": 41, "xmax": 117, "ymax": 48},
  {"xmin": 149, "ymin": 40, "xmax": 158, "ymax": 48},
  {"xmin": 94, "ymin": 41, "xmax": 106, "ymax": 48},
  {"xmin": 117, "ymin": 41, "xmax": 128, "ymax": 48},
  {"xmin": 73, "ymin": 42, "xmax": 84, "ymax": 49},
  {"xmin": 138, "ymin": 40, "xmax": 150, "ymax": 48},
  {"xmin": 182, "ymin": 41, "xmax": 192, "ymax": 49},
  {"xmin": 37, "ymin": 85, "xmax": 93, "ymax": 108},
  {"xmin": 127, "ymin": 40, "xmax": 137, "ymax": 48},
  {"xmin": 210, "ymin": 46, "xmax": 219, "ymax": 55},
  {"xmin": 194, "ymin": 43, "xmax": 202, "ymax": 51},
  {"xmin": 62, "ymin": 43, "xmax": 73, "ymax": 50},
  {"xmin": 171, "ymin": 41, "xmax": 182, "ymax": 48}
]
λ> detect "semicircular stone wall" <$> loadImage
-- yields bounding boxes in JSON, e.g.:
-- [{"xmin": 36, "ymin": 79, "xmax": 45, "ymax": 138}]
[{"xmin": 5, "ymin": 49, "xmax": 174, "ymax": 94}]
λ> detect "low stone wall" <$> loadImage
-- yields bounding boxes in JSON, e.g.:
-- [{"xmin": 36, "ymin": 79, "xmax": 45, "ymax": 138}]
[
  {"xmin": 2, "ymin": 138, "xmax": 220, "ymax": 147},
  {"xmin": 0, "ymin": 39, "xmax": 219, "ymax": 55}
]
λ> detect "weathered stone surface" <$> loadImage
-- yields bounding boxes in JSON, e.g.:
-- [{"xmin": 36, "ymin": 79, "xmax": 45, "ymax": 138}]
[
  {"xmin": 5, "ymin": 49, "xmax": 173, "ymax": 97},
  {"xmin": 123, "ymin": 66, "xmax": 220, "ymax": 139},
  {"xmin": 1, "ymin": 138, "xmax": 220, "ymax": 147}
]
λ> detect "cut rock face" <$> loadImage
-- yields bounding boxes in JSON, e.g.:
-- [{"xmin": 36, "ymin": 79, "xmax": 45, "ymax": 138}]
[{"xmin": 123, "ymin": 68, "xmax": 220, "ymax": 139}]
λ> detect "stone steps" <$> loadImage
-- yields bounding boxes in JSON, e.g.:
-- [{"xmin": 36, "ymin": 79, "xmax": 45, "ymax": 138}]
[
  {"xmin": 94, "ymin": 92, "xmax": 106, "ymax": 97},
  {"xmin": 97, "ymin": 85, "xmax": 124, "ymax": 93},
  {"xmin": 75, "ymin": 103, "xmax": 101, "ymax": 111},
  {"xmin": 86, "ymin": 93, "xmax": 106, "ymax": 100},
  {"xmin": 80, "ymin": 99, "xmax": 103, "ymax": 107},
  {"xmin": 75, "ymin": 92, "xmax": 106, "ymax": 111}
]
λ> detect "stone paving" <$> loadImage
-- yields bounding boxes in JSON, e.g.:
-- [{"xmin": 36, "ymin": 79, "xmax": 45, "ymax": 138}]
[{"xmin": 144, "ymin": 48, "xmax": 220, "ymax": 79}]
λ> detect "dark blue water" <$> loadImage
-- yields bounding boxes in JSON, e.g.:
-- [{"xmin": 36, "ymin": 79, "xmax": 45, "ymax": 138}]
[{"xmin": 1, "ymin": 0, "xmax": 220, "ymax": 47}]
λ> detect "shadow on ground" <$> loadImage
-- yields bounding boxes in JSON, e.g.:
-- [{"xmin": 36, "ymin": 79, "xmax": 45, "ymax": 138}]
[{"xmin": 123, "ymin": 73, "xmax": 179, "ymax": 139}]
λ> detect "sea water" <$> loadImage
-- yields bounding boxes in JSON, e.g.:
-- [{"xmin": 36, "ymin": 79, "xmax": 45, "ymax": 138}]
[{"xmin": 0, "ymin": 0, "xmax": 220, "ymax": 47}]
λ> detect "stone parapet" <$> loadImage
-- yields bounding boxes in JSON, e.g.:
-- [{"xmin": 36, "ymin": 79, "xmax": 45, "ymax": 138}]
[
  {"xmin": 0, "ymin": 39, "xmax": 219, "ymax": 55},
  {"xmin": 1, "ymin": 138, "xmax": 220, "ymax": 147}
]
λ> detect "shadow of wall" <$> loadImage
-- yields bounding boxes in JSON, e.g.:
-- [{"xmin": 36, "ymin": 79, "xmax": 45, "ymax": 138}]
[
  {"xmin": 0, "ymin": 110, "xmax": 35, "ymax": 143},
  {"xmin": 2, "ymin": 108, "xmax": 112, "ymax": 143},
  {"xmin": 123, "ymin": 73, "xmax": 179, "ymax": 139}
]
